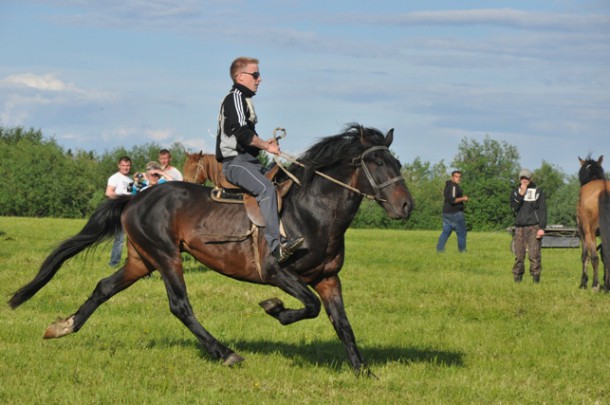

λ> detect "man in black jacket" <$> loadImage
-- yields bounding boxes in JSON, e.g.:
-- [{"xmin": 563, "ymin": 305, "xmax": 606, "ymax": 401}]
[
  {"xmin": 510, "ymin": 168, "xmax": 547, "ymax": 283},
  {"xmin": 215, "ymin": 57, "xmax": 303, "ymax": 263},
  {"xmin": 436, "ymin": 170, "xmax": 469, "ymax": 252}
]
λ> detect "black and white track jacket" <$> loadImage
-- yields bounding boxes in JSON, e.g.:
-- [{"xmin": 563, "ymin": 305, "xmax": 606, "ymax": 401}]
[{"xmin": 215, "ymin": 83, "xmax": 260, "ymax": 162}]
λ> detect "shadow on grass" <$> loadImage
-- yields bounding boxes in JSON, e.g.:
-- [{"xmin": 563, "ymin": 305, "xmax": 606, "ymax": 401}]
[{"xmin": 147, "ymin": 337, "xmax": 464, "ymax": 370}]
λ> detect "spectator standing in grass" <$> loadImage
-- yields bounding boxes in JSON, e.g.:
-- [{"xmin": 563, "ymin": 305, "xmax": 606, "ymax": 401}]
[
  {"xmin": 105, "ymin": 156, "xmax": 132, "ymax": 267},
  {"xmin": 510, "ymin": 168, "xmax": 547, "ymax": 283},
  {"xmin": 436, "ymin": 170, "xmax": 469, "ymax": 253}
]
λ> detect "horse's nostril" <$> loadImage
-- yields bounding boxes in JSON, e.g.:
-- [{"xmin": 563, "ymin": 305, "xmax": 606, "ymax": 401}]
[{"xmin": 402, "ymin": 201, "xmax": 412, "ymax": 217}]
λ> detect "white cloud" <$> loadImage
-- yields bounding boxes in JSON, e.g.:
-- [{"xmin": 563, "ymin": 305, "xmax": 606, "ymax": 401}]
[
  {"xmin": 1, "ymin": 73, "xmax": 78, "ymax": 92},
  {"xmin": 146, "ymin": 128, "xmax": 173, "ymax": 142},
  {"xmin": 0, "ymin": 72, "xmax": 118, "ymax": 126},
  {"xmin": 347, "ymin": 8, "xmax": 610, "ymax": 32}
]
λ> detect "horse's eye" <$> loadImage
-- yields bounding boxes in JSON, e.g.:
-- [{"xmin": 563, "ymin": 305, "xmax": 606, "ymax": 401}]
[{"xmin": 376, "ymin": 160, "xmax": 384, "ymax": 167}]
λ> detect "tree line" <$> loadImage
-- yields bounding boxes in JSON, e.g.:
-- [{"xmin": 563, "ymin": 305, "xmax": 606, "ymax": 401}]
[
  {"xmin": 0, "ymin": 126, "xmax": 584, "ymax": 231},
  {"xmin": 354, "ymin": 135, "xmax": 583, "ymax": 231}
]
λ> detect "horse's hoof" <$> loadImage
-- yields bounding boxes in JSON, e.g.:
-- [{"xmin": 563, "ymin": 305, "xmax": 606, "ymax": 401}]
[
  {"xmin": 356, "ymin": 366, "xmax": 378, "ymax": 380},
  {"xmin": 222, "ymin": 353, "xmax": 245, "ymax": 367},
  {"xmin": 43, "ymin": 316, "xmax": 75, "ymax": 339},
  {"xmin": 259, "ymin": 298, "xmax": 285, "ymax": 316},
  {"xmin": 592, "ymin": 286, "xmax": 601, "ymax": 292}
]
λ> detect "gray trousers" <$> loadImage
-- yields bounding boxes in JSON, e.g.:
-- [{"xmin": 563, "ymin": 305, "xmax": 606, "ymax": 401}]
[{"xmin": 222, "ymin": 154, "xmax": 280, "ymax": 253}]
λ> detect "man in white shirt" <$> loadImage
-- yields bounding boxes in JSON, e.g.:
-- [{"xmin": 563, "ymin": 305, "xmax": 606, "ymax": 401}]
[
  {"xmin": 106, "ymin": 156, "xmax": 132, "ymax": 266},
  {"xmin": 158, "ymin": 149, "xmax": 183, "ymax": 181}
]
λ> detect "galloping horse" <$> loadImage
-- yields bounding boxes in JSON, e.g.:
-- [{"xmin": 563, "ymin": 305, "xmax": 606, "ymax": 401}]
[
  {"xmin": 183, "ymin": 151, "xmax": 225, "ymax": 186},
  {"xmin": 9, "ymin": 124, "xmax": 414, "ymax": 375},
  {"xmin": 577, "ymin": 155, "xmax": 610, "ymax": 291}
]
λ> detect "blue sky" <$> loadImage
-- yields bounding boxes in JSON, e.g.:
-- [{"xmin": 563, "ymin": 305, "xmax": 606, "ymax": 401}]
[{"xmin": 1, "ymin": 0, "xmax": 609, "ymax": 176}]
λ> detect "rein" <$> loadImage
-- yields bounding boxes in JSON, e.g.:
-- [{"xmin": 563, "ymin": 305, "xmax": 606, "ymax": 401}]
[{"xmin": 275, "ymin": 145, "xmax": 403, "ymax": 203}]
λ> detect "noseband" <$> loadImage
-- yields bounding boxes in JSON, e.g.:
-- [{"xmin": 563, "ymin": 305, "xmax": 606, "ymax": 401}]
[{"xmin": 353, "ymin": 145, "xmax": 404, "ymax": 202}]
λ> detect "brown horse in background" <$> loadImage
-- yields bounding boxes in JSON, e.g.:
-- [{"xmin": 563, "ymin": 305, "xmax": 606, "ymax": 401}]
[
  {"xmin": 183, "ymin": 151, "xmax": 229, "ymax": 188},
  {"xmin": 577, "ymin": 155, "xmax": 610, "ymax": 291}
]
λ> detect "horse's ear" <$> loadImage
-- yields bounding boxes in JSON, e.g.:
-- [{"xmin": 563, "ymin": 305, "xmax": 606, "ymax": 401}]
[
  {"xmin": 579, "ymin": 157, "xmax": 585, "ymax": 166},
  {"xmin": 599, "ymin": 155, "xmax": 604, "ymax": 165},
  {"xmin": 385, "ymin": 129, "xmax": 394, "ymax": 147}
]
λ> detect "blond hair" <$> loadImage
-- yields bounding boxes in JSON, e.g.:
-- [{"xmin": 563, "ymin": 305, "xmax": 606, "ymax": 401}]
[{"xmin": 230, "ymin": 57, "xmax": 259, "ymax": 82}]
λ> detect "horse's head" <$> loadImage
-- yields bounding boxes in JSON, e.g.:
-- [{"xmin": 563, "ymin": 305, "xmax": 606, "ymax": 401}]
[
  {"xmin": 578, "ymin": 155, "xmax": 605, "ymax": 186},
  {"xmin": 354, "ymin": 127, "xmax": 414, "ymax": 220},
  {"xmin": 183, "ymin": 151, "xmax": 204, "ymax": 183},
  {"xmin": 293, "ymin": 124, "xmax": 414, "ymax": 220}
]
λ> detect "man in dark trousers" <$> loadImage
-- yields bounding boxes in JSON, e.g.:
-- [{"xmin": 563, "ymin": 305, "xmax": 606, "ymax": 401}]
[
  {"xmin": 436, "ymin": 170, "xmax": 469, "ymax": 253},
  {"xmin": 510, "ymin": 168, "xmax": 547, "ymax": 283},
  {"xmin": 215, "ymin": 56, "xmax": 303, "ymax": 263}
]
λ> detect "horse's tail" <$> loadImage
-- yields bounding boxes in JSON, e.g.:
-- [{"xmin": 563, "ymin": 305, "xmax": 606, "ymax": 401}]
[
  {"xmin": 600, "ymin": 184, "xmax": 610, "ymax": 277},
  {"xmin": 8, "ymin": 196, "xmax": 132, "ymax": 309}
]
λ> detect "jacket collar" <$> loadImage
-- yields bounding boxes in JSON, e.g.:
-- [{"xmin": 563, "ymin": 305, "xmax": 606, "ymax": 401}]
[{"xmin": 233, "ymin": 83, "xmax": 256, "ymax": 98}]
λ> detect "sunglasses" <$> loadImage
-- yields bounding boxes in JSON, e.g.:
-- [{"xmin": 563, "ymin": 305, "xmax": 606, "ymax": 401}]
[{"xmin": 240, "ymin": 71, "xmax": 260, "ymax": 80}]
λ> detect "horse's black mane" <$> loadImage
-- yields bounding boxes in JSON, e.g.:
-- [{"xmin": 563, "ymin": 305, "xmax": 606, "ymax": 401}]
[
  {"xmin": 579, "ymin": 154, "xmax": 605, "ymax": 186},
  {"xmin": 285, "ymin": 123, "xmax": 387, "ymax": 186}
]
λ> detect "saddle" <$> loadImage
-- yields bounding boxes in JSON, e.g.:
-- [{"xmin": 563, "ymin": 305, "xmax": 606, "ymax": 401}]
[{"xmin": 210, "ymin": 165, "xmax": 294, "ymax": 227}]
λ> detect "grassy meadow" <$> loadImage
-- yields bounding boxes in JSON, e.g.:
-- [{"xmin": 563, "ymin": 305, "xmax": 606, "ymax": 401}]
[{"xmin": 1, "ymin": 216, "xmax": 610, "ymax": 404}]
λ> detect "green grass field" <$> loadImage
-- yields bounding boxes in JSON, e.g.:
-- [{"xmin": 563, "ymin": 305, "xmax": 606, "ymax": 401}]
[{"xmin": 1, "ymin": 216, "xmax": 609, "ymax": 404}]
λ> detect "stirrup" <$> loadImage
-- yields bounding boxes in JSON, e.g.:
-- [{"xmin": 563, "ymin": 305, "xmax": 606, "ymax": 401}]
[{"xmin": 273, "ymin": 237, "xmax": 304, "ymax": 263}]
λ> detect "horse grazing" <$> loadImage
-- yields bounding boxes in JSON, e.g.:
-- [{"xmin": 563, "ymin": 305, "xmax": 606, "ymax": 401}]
[
  {"xmin": 9, "ymin": 124, "xmax": 414, "ymax": 375},
  {"xmin": 183, "ymin": 151, "xmax": 225, "ymax": 186},
  {"xmin": 577, "ymin": 154, "xmax": 610, "ymax": 291}
]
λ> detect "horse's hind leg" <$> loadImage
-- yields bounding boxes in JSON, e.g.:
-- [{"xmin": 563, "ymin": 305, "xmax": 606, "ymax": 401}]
[
  {"xmin": 580, "ymin": 231, "xmax": 599, "ymax": 290},
  {"xmin": 591, "ymin": 249, "xmax": 600, "ymax": 292},
  {"xmin": 44, "ymin": 253, "xmax": 151, "ymax": 339},
  {"xmin": 580, "ymin": 246, "xmax": 589, "ymax": 289},
  {"xmin": 157, "ymin": 255, "xmax": 243, "ymax": 366},
  {"xmin": 600, "ymin": 244, "xmax": 610, "ymax": 292}
]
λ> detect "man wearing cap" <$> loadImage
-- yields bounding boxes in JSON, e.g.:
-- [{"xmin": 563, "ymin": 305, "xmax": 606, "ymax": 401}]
[
  {"xmin": 142, "ymin": 161, "xmax": 171, "ymax": 191},
  {"xmin": 510, "ymin": 168, "xmax": 547, "ymax": 283}
]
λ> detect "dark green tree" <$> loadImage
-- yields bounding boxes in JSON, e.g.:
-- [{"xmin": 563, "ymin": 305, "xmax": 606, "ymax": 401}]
[
  {"xmin": 532, "ymin": 161, "xmax": 572, "ymax": 226},
  {"xmin": 0, "ymin": 126, "xmax": 191, "ymax": 218},
  {"xmin": 400, "ymin": 158, "xmax": 448, "ymax": 230},
  {"xmin": 0, "ymin": 127, "xmax": 99, "ymax": 217},
  {"xmin": 451, "ymin": 135, "xmax": 520, "ymax": 231},
  {"xmin": 548, "ymin": 174, "xmax": 580, "ymax": 227}
]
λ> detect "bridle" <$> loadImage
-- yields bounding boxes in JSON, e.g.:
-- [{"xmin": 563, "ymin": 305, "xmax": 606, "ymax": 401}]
[
  {"xmin": 353, "ymin": 145, "xmax": 404, "ymax": 202},
  {"xmin": 277, "ymin": 145, "xmax": 404, "ymax": 203}
]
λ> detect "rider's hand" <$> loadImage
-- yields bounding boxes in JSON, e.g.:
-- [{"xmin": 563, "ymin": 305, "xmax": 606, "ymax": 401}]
[{"xmin": 266, "ymin": 141, "xmax": 280, "ymax": 156}]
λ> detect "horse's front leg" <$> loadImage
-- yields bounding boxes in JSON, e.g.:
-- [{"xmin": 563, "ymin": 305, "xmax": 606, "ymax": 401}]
[
  {"xmin": 313, "ymin": 275, "xmax": 373, "ymax": 377},
  {"xmin": 160, "ymin": 264, "xmax": 243, "ymax": 366},
  {"xmin": 259, "ymin": 261, "xmax": 321, "ymax": 325}
]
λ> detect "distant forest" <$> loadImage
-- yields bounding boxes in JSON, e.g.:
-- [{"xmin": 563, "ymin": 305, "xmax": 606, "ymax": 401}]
[{"xmin": 0, "ymin": 126, "xmax": 588, "ymax": 231}]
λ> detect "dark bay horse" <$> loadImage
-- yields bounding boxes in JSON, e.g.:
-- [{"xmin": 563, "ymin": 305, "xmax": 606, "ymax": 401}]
[
  {"xmin": 577, "ymin": 155, "xmax": 610, "ymax": 291},
  {"xmin": 9, "ymin": 124, "xmax": 414, "ymax": 375}
]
